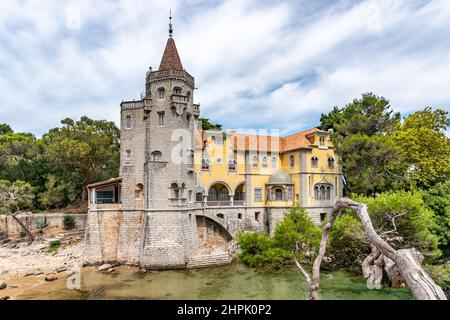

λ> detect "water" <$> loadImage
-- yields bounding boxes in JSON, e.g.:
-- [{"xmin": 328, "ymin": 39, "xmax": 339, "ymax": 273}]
[{"xmin": 16, "ymin": 263, "xmax": 413, "ymax": 300}]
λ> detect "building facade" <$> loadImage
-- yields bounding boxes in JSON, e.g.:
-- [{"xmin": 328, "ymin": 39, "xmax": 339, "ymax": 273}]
[{"xmin": 83, "ymin": 31, "xmax": 343, "ymax": 269}]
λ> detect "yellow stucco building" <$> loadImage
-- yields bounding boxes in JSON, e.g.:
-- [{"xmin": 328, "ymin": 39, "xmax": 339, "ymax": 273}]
[{"xmin": 194, "ymin": 127, "xmax": 343, "ymax": 226}]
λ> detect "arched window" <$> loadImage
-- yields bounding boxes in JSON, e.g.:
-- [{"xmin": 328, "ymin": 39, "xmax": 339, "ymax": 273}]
[
  {"xmin": 319, "ymin": 185, "xmax": 326, "ymax": 200},
  {"xmin": 314, "ymin": 183, "xmax": 332, "ymax": 200},
  {"xmin": 328, "ymin": 157, "xmax": 335, "ymax": 168},
  {"xmin": 171, "ymin": 183, "xmax": 179, "ymax": 199},
  {"xmin": 238, "ymin": 213, "xmax": 243, "ymax": 219},
  {"xmin": 208, "ymin": 188, "xmax": 217, "ymax": 201},
  {"xmin": 187, "ymin": 91, "xmax": 191, "ymax": 101},
  {"xmin": 314, "ymin": 185, "xmax": 319, "ymax": 199},
  {"xmin": 275, "ymin": 188, "xmax": 283, "ymax": 201},
  {"xmin": 219, "ymin": 187, "xmax": 229, "ymax": 201},
  {"xmin": 158, "ymin": 88, "xmax": 165, "ymax": 99},
  {"xmin": 311, "ymin": 156, "xmax": 319, "ymax": 167},
  {"xmin": 173, "ymin": 87, "xmax": 182, "ymax": 95},
  {"xmin": 152, "ymin": 151, "xmax": 162, "ymax": 161},
  {"xmin": 217, "ymin": 213, "xmax": 224, "ymax": 219}
]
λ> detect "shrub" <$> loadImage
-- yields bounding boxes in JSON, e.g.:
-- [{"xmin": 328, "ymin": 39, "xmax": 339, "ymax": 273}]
[
  {"xmin": 328, "ymin": 211, "xmax": 370, "ymax": 274},
  {"xmin": 422, "ymin": 182, "xmax": 450, "ymax": 258},
  {"xmin": 48, "ymin": 240, "xmax": 61, "ymax": 253},
  {"xmin": 63, "ymin": 214, "xmax": 75, "ymax": 230},
  {"xmin": 237, "ymin": 206, "xmax": 321, "ymax": 270},
  {"xmin": 424, "ymin": 264, "xmax": 450, "ymax": 298},
  {"xmin": 356, "ymin": 191, "xmax": 441, "ymax": 260}
]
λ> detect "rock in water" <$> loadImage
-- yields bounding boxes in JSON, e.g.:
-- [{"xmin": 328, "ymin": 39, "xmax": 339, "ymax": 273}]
[
  {"xmin": 0, "ymin": 280, "xmax": 7, "ymax": 290},
  {"xmin": 97, "ymin": 263, "xmax": 113, "ymax": 272},
  {"xmin": 45, "ymin": 274, "xmax": 58, "ymax": 282}
]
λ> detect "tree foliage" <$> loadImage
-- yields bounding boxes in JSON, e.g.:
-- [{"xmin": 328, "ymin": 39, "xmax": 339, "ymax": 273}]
[
  {"xmin": 0, "ymin": 116, "xmax": 120, "ymax": 210},
  {"xmin": 237, "ymin": 206, "xmax": 321, "ymax": 270},
  {"xmin": 320, "ymin": 93, "xmax": 401, "ymax": 196},
  {"xmin": 0, "ymin": 180, "xmax": 35, "ymax": 214},
  {"xmin": 394, "ymin": 107, "xmax": 450, "ymax": 189},
  {"xmin": 422, "ymin": 182, "xmax": 450, "ymax": 257},
  {"xmin": 199, "ymin": 118, "xmax": 222, "ymax": 131}
]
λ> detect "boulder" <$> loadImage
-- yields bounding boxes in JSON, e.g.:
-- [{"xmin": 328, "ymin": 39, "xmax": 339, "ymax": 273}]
[
  {"xmin": 55, "ymin": 266, "xmax": 67, "ymax": 273},
  {"xmin": 0, "ymin": 296, "xmax": 10, "ymax": 300},
  {"xmin": 45, "ymin": 274, "xmax": 58, "ymax": 282},
  {"xmin": 0, "ymin": 280, "xmax": 7, "ymax": 290},
  {"xmin": 97, "ymin": 263, "xmax": 113, "ymax": 272},
  {"xmin": 106, "ymin": 268, "xmax": 116, "ymax": 273}
]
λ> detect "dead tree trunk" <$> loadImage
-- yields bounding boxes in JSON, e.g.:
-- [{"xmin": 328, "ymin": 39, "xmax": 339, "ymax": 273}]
[
  {"xmin": 11, "ymin": 211, "xmax": 35, "ymax": 242},
  {"xmin": 295, "ymin": 198, "xmax": 446, "ymax": 300}
]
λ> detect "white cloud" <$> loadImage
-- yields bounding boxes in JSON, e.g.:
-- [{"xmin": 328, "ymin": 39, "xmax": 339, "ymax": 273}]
[{"xmin": 0, "ymin": 0, "xmax": 449, "ymax": 136}]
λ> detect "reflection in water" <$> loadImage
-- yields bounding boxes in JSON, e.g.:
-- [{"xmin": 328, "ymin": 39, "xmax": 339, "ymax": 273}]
[{"xmin": 16, "ymin": 263, "xmax": 413, "ymax": 300}]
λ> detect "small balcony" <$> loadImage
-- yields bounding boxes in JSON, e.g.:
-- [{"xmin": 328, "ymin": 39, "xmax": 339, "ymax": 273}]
[
  {"xmin": 207, "ymin": 201, "xmax": 231, "ymax": 207},
  {"xmin": 170, "ymin": 94, "xmax": 188, "ymax": 104}
]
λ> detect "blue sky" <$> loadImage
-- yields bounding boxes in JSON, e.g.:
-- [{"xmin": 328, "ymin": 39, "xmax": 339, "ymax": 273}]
[{"xmin": 0, "ymin": 0, "xmax": 449, "ymax": 137}]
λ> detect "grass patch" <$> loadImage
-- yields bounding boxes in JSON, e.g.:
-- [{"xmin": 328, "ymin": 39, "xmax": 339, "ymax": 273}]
[{"xmin": 48, "ymin": 240, "xmax": 61, "ymax": 253}]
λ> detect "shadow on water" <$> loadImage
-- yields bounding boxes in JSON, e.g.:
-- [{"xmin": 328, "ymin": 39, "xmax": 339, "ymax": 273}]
[{"xmin": 16, "ymin": 263, "xmax": 412, "ymax": 300}]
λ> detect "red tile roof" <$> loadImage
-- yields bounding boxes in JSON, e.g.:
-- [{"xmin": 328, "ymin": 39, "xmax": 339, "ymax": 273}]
[
  {"xmin": 195, "ymin": 128, "xmax": 321, "ymax": 152},
  {"xmin": 159, "ymin": 38, "xmax": 183, "ymax": 71}
]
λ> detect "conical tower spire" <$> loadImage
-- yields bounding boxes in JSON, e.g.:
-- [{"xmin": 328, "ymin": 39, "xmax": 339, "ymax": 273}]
[{"xmin": 158, "ymin": 11, "xmax": 183, "ymax": 71}]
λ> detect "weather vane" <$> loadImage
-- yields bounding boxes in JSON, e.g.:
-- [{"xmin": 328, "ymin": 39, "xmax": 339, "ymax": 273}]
[{"xmin": 169, "ymin": 9, "xmax": 173, "ymax": 37}]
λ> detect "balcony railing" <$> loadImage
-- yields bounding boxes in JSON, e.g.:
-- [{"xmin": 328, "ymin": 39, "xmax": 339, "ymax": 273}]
[
  {"xmin": 170, "ymin": 94, "xmax": 188, "ymax": 103},
  {"xmin": 234, "ymin": 200, "xmax": 245, "ymax": 206},
  {"xmin": 207, "ymin": 201, "xmax": 231, "ymax": 206}
]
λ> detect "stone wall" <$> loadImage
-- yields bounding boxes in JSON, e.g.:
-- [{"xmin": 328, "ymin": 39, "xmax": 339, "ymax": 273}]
[{"xmin": 0, "ymin": 213, "xmax": 86, "ymax": 238}]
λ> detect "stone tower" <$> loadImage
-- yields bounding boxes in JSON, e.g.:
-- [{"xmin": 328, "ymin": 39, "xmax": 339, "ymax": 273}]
[{"xmin": 117, "ymin": 21, "xmax": 200, "ymax": 267}]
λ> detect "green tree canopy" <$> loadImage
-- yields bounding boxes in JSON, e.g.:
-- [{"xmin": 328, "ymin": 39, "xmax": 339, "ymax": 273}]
[
  {"xmin": 320, "ymin": 93, "xmax": 401, "ymax": 195},
  {"xmin": 199, "ymin": 118, "xmax": 222, "ymax": 131},
  {"xmin": 42, "ymin": 116, "xmax": 120, "ymax": 202},
  {"xmin": 0, "ymin": 180, "xmax": 35, "ymax": 214},
  {"xmin": 394, "ymin": 107, "xmax": 450, "ymax": 189}
]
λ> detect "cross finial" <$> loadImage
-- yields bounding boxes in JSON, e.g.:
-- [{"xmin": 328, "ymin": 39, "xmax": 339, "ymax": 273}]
[{"xmin": 169, "ymin": 9, "xmax": 173, "ymax": 37}]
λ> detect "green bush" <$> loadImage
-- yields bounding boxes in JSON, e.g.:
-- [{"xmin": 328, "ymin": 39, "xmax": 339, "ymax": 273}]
[
  {"xmin": 424, "ymin": 264, "xmax": 450, "ymax": 298},
  {"xmin": 48, "ymin": 240, "xmax": 61, "ymax": 253},
  {"xmin": 63, "ymin": 214, "xmax": 75, "ymax": 230},
  {"xmin": 328, "ymin": 211, "xmax": 370, "ymax": 274},
  {"xmin": 237, "ymin": 206, "xmax": 321, "ymax": 270},
  {"xmin": 422, "ymin": 182, "xmax": 450, "ymax": 257}
]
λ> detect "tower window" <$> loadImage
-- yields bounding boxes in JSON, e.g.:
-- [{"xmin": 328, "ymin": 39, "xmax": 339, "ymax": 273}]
[
  {"xmin": 311, "ymin": 156, "xmax": 319, "ymax": 168},
  {"xmin": 173, "ymin": 87, "xmax": 182, "ymax": 95},
  {"xmin": 152, "ymin": 151, "xmax": 162, "ymax": 161},
  {"xmin": 158, "ymin": 88, "xmax": 165, "ymax": 99},
  {"xmin": 158, "ymin": 112, "xmax": 165, "ymax": 125},
  {"xmin": 196, "ymin": 192, "xmax": 203, "ymax": 202},
  {"xmin": 126, "ymin": 115, "xmax": 132, "ymax": 129}
]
